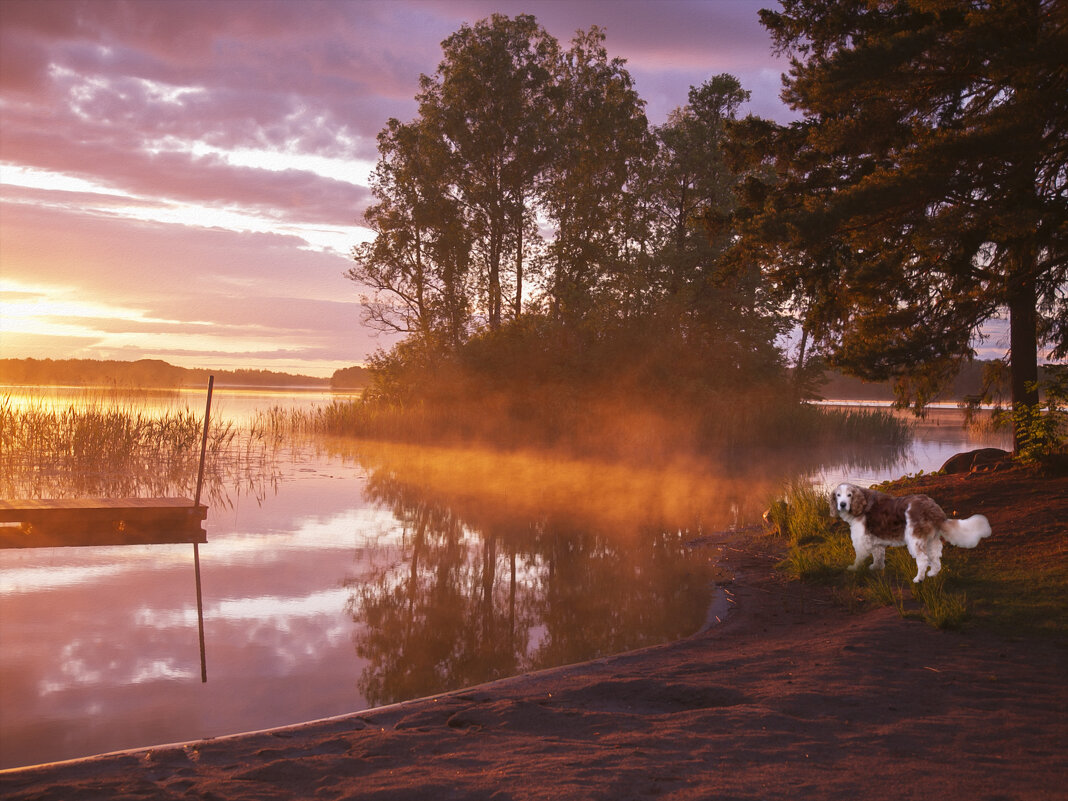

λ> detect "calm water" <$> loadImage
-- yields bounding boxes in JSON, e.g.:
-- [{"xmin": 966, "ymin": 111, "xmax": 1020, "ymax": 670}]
[{"xmin": 0, "ymin": 387, "xmax": 1011, "ymax": 768}]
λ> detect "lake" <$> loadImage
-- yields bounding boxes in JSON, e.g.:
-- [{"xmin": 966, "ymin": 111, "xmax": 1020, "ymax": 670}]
[{"xmin": 0, "ymin": 386, "xmax": 1012, "ymax": 768}]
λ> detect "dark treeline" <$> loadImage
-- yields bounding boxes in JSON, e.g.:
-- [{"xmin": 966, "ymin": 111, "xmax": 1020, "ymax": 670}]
[
  {"xmin": 347, "ymin": 8, "xmax": 1066, "ymax": 456},
  {"xmin": 0, "ymin": 358, "xmax": 369, "ymax": 390},
  {"xmin": 821, "ymin": 361, "xmax": 1062, "ymax": 404}
]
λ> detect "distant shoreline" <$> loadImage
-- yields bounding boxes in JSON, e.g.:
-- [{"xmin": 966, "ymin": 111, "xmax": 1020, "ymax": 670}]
[
  {"xmin": 4, "ymin": 356, "xmax": 1050, "ymax": 401},
  {"xmin": 0, "ymin": 358, "xmax": 367, "ymax": 390},
  {"xmin": 0, "ymin": 383, "xmax": 357, "ymax": 392}
]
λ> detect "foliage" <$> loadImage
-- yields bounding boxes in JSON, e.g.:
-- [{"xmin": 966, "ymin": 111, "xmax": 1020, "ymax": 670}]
[
  {"xmin": 964, "ymin": 363, "xmax": 1068, "ymax": 461},
  {"xmin": 1001, "ymin": 367, "xmax": 1068, "ymax": 462},
  {"xmin": 317, "ymin": 344, "xmax": 912, "ymax": 474},
  {"xmin": 329, "ymin": 365, "xmax": 369, "ymax": 389},
  {"xmin": 734, "ymin": 0, "xmax": 1068, "ymax": 450},
  {"xmin": 539, "ymin": 27, "xmax": 653, "ymax": 326}
]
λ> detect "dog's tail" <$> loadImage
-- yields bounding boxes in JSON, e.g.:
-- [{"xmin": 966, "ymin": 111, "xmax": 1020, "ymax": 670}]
[{"xmin": 940, "ymin": 514, "xmax": 992, "ymax": 548}]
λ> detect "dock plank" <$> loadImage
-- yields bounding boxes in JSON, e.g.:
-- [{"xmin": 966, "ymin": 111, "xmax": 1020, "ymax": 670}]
[
  {"xmin": 0, "ymin": 497, "xmax": 204, "ymax": 516},
  {"xmin": 0, "ymin": 497, "xmax": 207, "ymax": 548}
]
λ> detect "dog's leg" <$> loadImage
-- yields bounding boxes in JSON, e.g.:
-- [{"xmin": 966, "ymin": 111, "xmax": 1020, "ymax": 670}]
[
  {"xmin": 926, "ymin": 538, "xmax": 944, "ymax": 578},
  {"xmin": 905, "ymin": 528, "xmax": 929, "ymax": 583},
  {"xmin": 847, "ymin": 523, "xmax": 872, "ymax": 571},
  {"xmin": 847, "ymin": 551, "xmax": 870, "ymax": 571},
  {"xmin": 870, "ymin": 545, "xmax": 887, "ymax": 571}
]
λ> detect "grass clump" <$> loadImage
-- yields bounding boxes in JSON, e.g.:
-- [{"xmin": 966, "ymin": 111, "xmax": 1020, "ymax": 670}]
[
  {"xmin": 912, "ymin": 574, "xmax": 969, "ymax": 629},
  {"xmin": 767, "ymin": 481, "xmax": 850, "ymax": 583}
]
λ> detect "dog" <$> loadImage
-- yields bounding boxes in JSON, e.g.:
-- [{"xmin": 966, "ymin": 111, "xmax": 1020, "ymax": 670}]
[{"xmin": 830, "ymin": 483, "xmax": 992, "ymax": 582}]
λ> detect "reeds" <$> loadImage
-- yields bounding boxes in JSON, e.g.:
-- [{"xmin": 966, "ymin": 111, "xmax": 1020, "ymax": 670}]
[{"xmin": 0, "ymin": 395, "xmax": 272, "ymax": 502}]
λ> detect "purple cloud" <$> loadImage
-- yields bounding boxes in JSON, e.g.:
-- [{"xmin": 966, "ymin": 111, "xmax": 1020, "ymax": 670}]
[{"xmin": 0, "ymin": 0, "xmax": 788, "ymax": 374}]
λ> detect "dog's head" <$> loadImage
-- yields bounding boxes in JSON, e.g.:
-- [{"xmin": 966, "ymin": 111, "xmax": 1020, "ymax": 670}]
[{"xmin": 830, "ymin": 483, "xmax": 867, "ymax": 518}]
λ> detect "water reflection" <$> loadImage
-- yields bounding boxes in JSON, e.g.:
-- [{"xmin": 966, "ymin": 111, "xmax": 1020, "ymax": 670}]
[
  {"xmin": 349, "ymin": 455, "xmax": 715, "ymax": 707},
  {"xmin": 0, "ymin": 389, "xmax": 1013, "ymax": 769},
  {"xmin": 814, "ymin": 404, "xmax": 1013, "ymax": 487}
]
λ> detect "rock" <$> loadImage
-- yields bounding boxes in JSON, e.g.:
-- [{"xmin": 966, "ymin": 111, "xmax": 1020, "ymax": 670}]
[{"xmin": 940, "ymin": 448, "xmax": 1011, "ymax": 475}]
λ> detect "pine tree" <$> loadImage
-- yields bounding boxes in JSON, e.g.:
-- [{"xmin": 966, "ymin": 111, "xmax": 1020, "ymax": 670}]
[{"xmin": 753, "ymin": 0, "xmax": 1067, "ymax": 447}]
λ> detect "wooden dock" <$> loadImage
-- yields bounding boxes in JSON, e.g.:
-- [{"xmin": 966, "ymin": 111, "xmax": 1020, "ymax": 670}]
[{"xmin": 0, "ymin": 497, "xmax": 207, "ymax": 549}]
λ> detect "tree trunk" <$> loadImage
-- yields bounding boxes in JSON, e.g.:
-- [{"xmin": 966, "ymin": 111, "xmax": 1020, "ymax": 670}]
[
  {"xmin": 514, "ymin": 207, "xmax": 523, "ymax": 320},
  {"xmin": 1006, "ymin": 8, "xmax": 1042, "ymax": 454},
  {"xmin": 488, "ymin": 254, "xmax": 502, "ymax": 330},
  {"xmin": 794, "ymin": 325, "xmax": 810, "ymax": 399}
]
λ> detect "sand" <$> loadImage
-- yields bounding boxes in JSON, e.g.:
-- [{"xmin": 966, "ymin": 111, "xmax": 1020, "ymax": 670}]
[{"xmin": 2, "ymin": 473, "xmax": 1066, "ymax": 801}]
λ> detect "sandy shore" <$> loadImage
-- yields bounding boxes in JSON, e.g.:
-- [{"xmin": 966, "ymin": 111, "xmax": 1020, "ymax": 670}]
[{"xmin": 2, "ymin": 522, "xmax": 1065, "ymax": 801}]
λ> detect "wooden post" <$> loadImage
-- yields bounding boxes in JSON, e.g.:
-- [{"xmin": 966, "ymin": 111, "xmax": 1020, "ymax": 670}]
[
  {"xmin": 193, "ymin": 376, "xmax": 213, "ymax": 683},
  {"xmin": 194, "ymin": 376, "xmax": 214, "ymax": 508}
]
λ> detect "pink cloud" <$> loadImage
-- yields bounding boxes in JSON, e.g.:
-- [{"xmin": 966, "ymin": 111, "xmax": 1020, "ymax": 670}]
[
  {"xmin": 2, "ymin": 126, "xmax": 371, "ymax": 227},
  {"xmin": 0, "ymin": 0, "xmax": 787, "ymax": 374},
  {"xmin": 1, "ymin": 200, "xmax": 347, "ymax": 299},
  {"xmin": 1, "ymin": 0, "xmax": 435, "ymax": 156},
  {"xmin": 0, "ymin": 199, "xmax": 389, "ymax": 372}
]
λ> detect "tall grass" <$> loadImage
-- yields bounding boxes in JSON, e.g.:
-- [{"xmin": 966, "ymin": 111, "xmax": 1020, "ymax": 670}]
[{"xmin": 0, "ymin": 396, "xmax": 276, "ymax": 503}]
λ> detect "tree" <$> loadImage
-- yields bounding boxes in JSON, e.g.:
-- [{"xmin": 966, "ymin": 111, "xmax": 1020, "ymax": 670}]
[
  {"xmin": 538, "ymin": 26, "xmax": 652, "ymax": 325},
  {"xmin": 653, "ymin": 77, "xmax": 749, "ymax": 281},
  {"xmin": 645, "ymin": 77, "xmax": 787, "ymax": 383},
  {"xmin": 348, "ymin": 118, "xmax": 471, "ymax": 351},
  {"xmin": 754, "ymin": 0, "xmax": 1067, "ymax": 447},
  {"xmin": 416, "ymin": 13, "xmax": 559, "ymax": 331},
  {"xmin": 349, "ymin": 13, "xmax": 795, "ymax": 442}
]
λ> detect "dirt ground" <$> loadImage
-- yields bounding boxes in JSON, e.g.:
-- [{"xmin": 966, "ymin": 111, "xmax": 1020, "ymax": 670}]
[{"xmin": 2, "ymin": 466, "xmax": 1065, "ymax": 800}]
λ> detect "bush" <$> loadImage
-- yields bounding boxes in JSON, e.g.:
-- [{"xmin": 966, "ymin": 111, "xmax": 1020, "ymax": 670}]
[{"xmin": 1012, "ymin": 371, "xmax": 1068, "ymax": 463}]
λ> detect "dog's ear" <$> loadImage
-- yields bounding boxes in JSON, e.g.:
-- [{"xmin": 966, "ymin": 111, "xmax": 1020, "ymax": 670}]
[
  {"xmin": 850, "ymin": 487, "xmax": 867, "ymax": 516},
  {"xmin": 828, "ymin": 489, "xmax": 839, "ymax": 517}
]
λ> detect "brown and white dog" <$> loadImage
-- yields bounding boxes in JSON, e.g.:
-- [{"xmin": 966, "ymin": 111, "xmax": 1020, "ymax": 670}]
[{"xmin": 830, "ymin": 483, "xmax": 992, "ymax": 583}]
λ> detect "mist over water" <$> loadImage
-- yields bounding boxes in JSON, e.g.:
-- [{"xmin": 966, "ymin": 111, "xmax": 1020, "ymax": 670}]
[{"xmin": 0, "ymin": 388, "xmax": 1011, "ymax": 768}]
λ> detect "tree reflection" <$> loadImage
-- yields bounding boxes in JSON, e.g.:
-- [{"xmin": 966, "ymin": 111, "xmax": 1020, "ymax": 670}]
[
  {"xmin": 530, "ymin": 519, "xmax": 711, "ymax": 670},
  {"xmin": 348, "ymin": 457, "xmax": 714, "ymax": 708},
  {"xmin": 347, "ymin": 468, "xmax": 530, "ymax": 706}
]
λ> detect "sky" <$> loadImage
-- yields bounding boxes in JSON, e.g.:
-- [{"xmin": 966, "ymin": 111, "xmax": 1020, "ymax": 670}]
[{"xmin": 0, "ymin": 0, "xmax": 797, "ymax": 379}]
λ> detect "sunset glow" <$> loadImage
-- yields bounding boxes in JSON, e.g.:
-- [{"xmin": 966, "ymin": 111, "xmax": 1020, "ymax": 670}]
[{"xmin": 0, "ymin": 0, "xmax": 791, "ymax": 377}]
